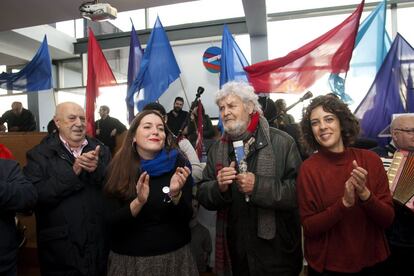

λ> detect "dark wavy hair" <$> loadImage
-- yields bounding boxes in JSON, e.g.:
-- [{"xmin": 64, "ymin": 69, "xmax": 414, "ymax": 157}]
[
  {"xmin": 300, "ymin": 95, "xmax": 360, "ymax": 152},
  {"xmin": 104, "ymin": 110, "xmax": 176, "ymax": 200}
]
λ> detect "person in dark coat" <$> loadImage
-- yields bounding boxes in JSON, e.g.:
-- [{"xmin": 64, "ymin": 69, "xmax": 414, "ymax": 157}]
[
  {"xmin": 167, "ymin": 97, "xmax": 188, "ymax": 137},
  {"xmin": 0, "ymin": 101, "xmax": 36, "ymax": 132},
  {"xmin": 372, "ymin": 114, "xmax": 414, "ymax": 276},
  {"xmin": 23, "ymin": 102, "xmax": 111, "ymax": 276},
  {"xmin": 198, "ymin": 81, "xmax": 303, "ymax": 275},
  {"xmin": 0, "ymin": 158, "xmax": 37, "ymax": 276},
  {"xmin": 95, "ymin": 105, "xmax": 127, "ymax": 152}
]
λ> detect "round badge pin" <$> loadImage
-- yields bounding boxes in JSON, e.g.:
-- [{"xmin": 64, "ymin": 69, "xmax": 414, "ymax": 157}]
[{"xmin": 162, "ymin": 186, "xmax": 170, "ymax": 194}]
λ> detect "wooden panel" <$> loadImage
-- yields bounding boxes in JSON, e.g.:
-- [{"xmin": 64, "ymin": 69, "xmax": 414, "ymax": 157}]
[{"xmin": 0, "ymin": 132, "xmax": 47, "ymax": 167}]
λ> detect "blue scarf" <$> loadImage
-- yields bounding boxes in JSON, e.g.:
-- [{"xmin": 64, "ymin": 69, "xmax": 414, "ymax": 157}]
[{"xmin": 141, "ymin": 148, "xmax": 178, "ymax": 177}]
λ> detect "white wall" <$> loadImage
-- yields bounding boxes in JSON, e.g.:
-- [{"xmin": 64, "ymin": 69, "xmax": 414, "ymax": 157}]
[{"xmin": 158, "ymin": 41, "xmax": 222, "ymax": 118}]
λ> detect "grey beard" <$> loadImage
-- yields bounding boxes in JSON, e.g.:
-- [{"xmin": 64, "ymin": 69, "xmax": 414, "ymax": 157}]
[{"xmin": 224, "ymin": 120, "xmax": 248, "ymax": 138}]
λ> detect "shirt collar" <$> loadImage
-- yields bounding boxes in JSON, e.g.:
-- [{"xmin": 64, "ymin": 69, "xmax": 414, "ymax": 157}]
[{"xmin": 59, "ymin": 135, "xmax": 88, "ymax": 158}]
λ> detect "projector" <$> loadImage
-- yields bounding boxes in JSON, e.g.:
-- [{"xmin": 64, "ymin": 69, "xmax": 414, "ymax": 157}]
[{"xmin": 80, "ymin": 2, "xmax": 117, "ymax": 21}]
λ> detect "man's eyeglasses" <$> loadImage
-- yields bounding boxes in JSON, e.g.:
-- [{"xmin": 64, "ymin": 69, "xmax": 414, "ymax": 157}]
[{"xmin": 395, "ymin": 128, "xmax": 414, "ymax": 135}]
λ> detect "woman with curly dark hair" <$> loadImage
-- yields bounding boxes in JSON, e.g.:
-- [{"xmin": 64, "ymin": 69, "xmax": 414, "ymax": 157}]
[
  {"xmin": 104, "ymin": 110, "xmax": 197, "ymax": 276},
  {"xmin": 297, "ymin": 95, "xmax": 394, "ymax": 275}
]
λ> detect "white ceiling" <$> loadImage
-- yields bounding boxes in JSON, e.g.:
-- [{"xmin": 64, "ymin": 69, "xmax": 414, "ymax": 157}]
[{"xmin": 0, "ymin": 0, "xmax": 196, "ymax": 66}]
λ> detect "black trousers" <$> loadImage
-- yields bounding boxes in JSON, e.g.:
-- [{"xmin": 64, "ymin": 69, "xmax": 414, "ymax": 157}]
[
  {"xmin": 308, "ymin": 260, "xmax": 390, "ymax": 276},
  {"xmin": 386, "ymin": 244, "xmax": 414, "ymax": 276}
]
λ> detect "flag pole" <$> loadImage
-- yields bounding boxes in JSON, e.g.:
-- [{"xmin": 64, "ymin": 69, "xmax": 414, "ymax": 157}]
[{"xmin": 178, "ymin": 76, "xmax": 191, "ymax": 109}]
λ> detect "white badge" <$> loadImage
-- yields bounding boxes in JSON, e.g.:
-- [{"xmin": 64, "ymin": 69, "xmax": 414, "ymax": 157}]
[{"xmin": 162, "ymin": 186, "xmax": 170, "ymax": 194}]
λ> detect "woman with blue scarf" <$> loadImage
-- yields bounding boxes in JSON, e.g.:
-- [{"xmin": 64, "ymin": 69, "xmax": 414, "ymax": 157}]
[{"xmin": 104, "ymin": 110, "xmax": 197, "ymax": 276}]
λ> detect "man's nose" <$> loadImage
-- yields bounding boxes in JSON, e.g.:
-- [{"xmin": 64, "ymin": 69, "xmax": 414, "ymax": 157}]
[
  {"xmin": 74, "ymin": 117, "xmax": 83, "ymax": 125},
  {"xmin": 222, "ymin": 107, "xmax": 230, "ymax": 116}
]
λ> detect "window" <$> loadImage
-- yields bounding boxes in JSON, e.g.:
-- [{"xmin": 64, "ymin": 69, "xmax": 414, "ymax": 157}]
[{"xmin": 148, "ymin": 0, "xmax": 244, "ymax": 27}]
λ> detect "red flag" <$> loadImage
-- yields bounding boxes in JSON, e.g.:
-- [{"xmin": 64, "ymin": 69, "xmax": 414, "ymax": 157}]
[
  {"xmin": 195, "ymin": 100, "xmax": 204, "ymax": 160},
  {"xmin": 86, "ymin": 29, "xmax": 117, "ymax": 136},
  {"xmin": 245, "ymin": 0, "xmax": 364, "ymax": 93}
]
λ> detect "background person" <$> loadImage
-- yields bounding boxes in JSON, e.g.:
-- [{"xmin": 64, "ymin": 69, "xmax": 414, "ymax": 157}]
[
  {"xmin": 297, "ymin": 95, "xmax": 394, "ymax": 275},
  {"xmin": 24, "ymin": 102, "xmax": 111, "ymax": 276},
  {"xmin": 0, "ymin": 101, "xmax": 36, "ymax": 132},
  {"xmin": 197, "ymin": 81, "xmax": 303, "ymax": 275},
  {"xmin": 167, "ymin": 97, "xmax": 188, "ymax": 137},
  {"xmin": 0, "ymin": 158, "xmax": 37, "ymax": 276},
  {"xmin": 372, "ymin": 114, "xmax": 414, "ymax": 276},
  {"xmin": 95, "ymin": 105, "xmax": 127, "ymax": 153},
  {"xmin": 274, "ymin": 98, "xmax": 295, "ymax": 129},
  {"xmin": 104, "ymin": 110, "xmax": 197, "ymax": 276}
]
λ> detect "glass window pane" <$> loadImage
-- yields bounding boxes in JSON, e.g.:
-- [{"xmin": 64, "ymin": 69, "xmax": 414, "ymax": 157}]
[
  {"xmin": 268, "ymin": 13, "xmax": 353, "ymax": 58},
  {"xmin": 60, "ymin": 59, "xmax": 83, "ymax": 88},
  {"xmin": 148, "ymin": 0, "xmax": 244, "ymax": 27},
  {"xmin": 56, "ymin": 89, "xmax": 85, "ymax": 106},
  {"xmin": 266, "ymin": 0, "xmax": 378, "ymax": 14},
  {"xmin": 111, "ymin": 9, "xmax": 146, "ymax": 31},
  {"xmin": 0, "ymin": 65, "xmax": 6, "ymax": 95},
  {"xmin": 75, "ymin": 19, "xmax": 85, "ymax": 39},
  {"xmin": 56, "ymin": 85, "xmax": 129, "ymax": 128},
  {"xmin": 0, "ymin": 95, "xmax": 28, "ymax": 117},
  {"xmin": 397, "ymin": 6, "xmax": 414, "ymax": 45},
  {"xmin": 56, "ymin": 20, "xmax": 75, "ymax": 37},
  {"xmin": 96, "ymin": 84, "xmax": 129, "ymax": 127},
  {"xmin": 102, "ymin": 48, "xmax": 128, "ymax": 84},
  {"xmin": 235, "ymin": 34, "xmax": 251, "ymax": 64}
]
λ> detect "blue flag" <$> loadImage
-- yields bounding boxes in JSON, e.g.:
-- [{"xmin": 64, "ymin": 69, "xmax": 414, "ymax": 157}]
[
  {"xmin": 126, "ymin": 16, "xmax": 181, "ymax": 111},
  {"xmin": 355, "ymin": 33, "xmax": 414, "ymax": 146},
  {"xmin": 339, "ymin": 0, "xmax": 391, "ymax": 105},
  {"xmin": 126, "ymin": 23, "xmax": 143, "ymax": 123},
  {"xmin": 218, "ymin": 25, "xmax": 250, "ymax": 132},
  {"xmin": 0, "ymin": 35, "xmax": 52, "ymax": 91},
  {"xmin": 219, "ymin": 25, "xmax": 249, "ymax": 88}
]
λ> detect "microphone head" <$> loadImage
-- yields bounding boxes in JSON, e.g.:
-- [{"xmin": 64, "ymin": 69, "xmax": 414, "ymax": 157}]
[
  {"xmin": 302, "ymin": 91, "xmax": 313, "ymax": 100},
  {"xmin": 197, "ymin": 86, "xmax": 205, "ymax": 96}
]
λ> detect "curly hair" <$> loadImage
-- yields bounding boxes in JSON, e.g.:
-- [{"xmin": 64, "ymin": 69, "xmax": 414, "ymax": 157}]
[
  {"xmin": 215, "ymin": 81, "xmax": 263, "ymax": 115},
  {"xmin": 104, "ymin": 110, "xmax": 176, "ymax": 200},
  {"xmin": 300, "ymin": 95, "xmax": 360, "ymax": 152}
]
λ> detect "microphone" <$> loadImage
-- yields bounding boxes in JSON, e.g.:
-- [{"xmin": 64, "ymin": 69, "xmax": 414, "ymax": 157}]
[
  {"xmin": 284, "ymin": 91, "xmax": 313, "ymax": 112},
  {"xmin": 233, "ymin": 140, "xmax": 250, "ymax": 202},
  {"xmin": 197, "ymin": 86, "xmax": 205, "ymax": 96},
  {"xmin": 301, "ymin": 91, "xmax": 313, "ymax": 101}
]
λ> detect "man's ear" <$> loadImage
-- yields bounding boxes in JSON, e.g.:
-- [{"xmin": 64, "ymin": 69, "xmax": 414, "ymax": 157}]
[
  {"xmin": 53, "ymin": 116, "xmax": 60, "ymax": 128},
  {"xmin": 391, "ymin": 130, "xmax": 398, "ymax": 144},
  {"xmin": 247, "ymin": 102, "xmax": 254, "ymax": 115}
]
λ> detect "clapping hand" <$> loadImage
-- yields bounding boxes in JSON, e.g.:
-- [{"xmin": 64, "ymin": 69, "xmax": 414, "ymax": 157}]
[
  {"xmin": 342, "ymin": 160, "xmax": 370, "ymax": 207},
  {"xmin": 73, "ymin": 145, "xmax": 100, "ymax": 175},
  {"xmin": 170, "ymin": 166, "xmax": 191, "ymax": 197},
  {"xmin": 136, "ymin": 171, "xmax": 150, "ymax": 204},
  {"xmin": 350, "ymin": 160, "xmax": 370, "ymax": 201},
  {"xmin": 130, "ymin": 171, "xmax": 150, "ymax": 217}
]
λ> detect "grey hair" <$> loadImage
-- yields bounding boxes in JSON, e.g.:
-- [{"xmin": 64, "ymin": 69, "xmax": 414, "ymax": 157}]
[{"xmin": 215, "ymin": 81, "xmax": 263, "ymax": 115}]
